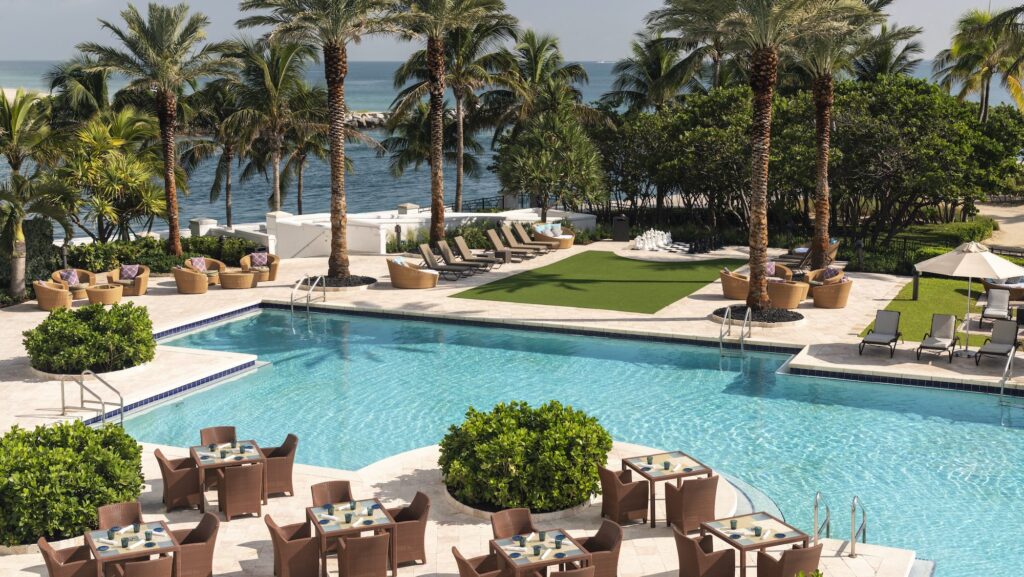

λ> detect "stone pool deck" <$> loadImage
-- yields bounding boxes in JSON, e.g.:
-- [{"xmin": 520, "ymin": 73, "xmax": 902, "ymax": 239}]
[{"xmin": 0, "ymin": 441, "xmax": 916, "ymax": 577}]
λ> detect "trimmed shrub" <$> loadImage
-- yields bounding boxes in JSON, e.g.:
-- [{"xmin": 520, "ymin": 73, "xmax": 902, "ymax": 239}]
[
  {"xmin": 439, "ymin": 401, "xmax": 613, "ymax": 512},
  {"xmin": 0, "ymin": 421, "xmax": 142, "ymax": 546},
  {"xmin": 23, "ymin": 303, "xmax": 156, "ymax": 374},
  {"xmin": 66, "ymin": 235, "xmax": 261, "ymax": 273}
]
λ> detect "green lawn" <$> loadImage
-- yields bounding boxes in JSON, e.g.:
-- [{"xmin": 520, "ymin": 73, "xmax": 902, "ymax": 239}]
[
  {"xmin": 861, "ymin": 277, "xmax": 990, "ymax": 346},
  {"xmin": 452, "ymin": 252, "xmax": 745, "ymax": 314}
]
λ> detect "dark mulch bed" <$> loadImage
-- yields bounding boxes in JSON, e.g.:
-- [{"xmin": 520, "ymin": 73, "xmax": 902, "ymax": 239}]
[
  {"xmin": 712, "ymin": 305, "xmax": 804, "ymax": 324},
  {"xmin": 303, "ymin": 275, "xmax": 377, "ymax": 288}
]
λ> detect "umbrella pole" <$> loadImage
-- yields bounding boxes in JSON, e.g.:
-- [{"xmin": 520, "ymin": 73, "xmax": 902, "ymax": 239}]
[{"xmin": 958, "ymin": 277, "xmax": 974, "ymax": 357}]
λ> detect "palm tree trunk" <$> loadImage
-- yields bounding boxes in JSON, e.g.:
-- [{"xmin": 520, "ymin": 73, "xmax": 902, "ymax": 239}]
[
  {"xmin": 225, "ymin": 147, "xmax": 233, "ymax": 228},
  {"xmin": 427, "ymin": 36, "xmax": 447, "ymax": 245},
  {"xmin": 157, "ymin": 91, "xmax": 182, "ymax": 256},
  {"xmin": 9, "ymin": 218, "xmax": 26, "ymax": 298},
  {"xmin": 712, "ymin": 52, "xmax": 722, "ymax": 90},
  {"xmin": 455, "ymin": 92, "xmax": 465, "ymax": 213},
  {"xmin": 811, "ymin": 74, "xmax": 834, "ymax": 271},
  {"xmin": 271, "ymin": 143, "xmax": 282, "ymax": 213},
  {"xmin": 980, "ymin": 74, "xmax": 991, "ymax": 123},
  {"xmin": 746, "ymin": 47, "xmax": 778, "ymax": 311},
  {"xmin": 297, "ymin": 155, "xmax": 306, "ymax": 215},
  {"xmin": 324, "ymin": 42, "xmax": 351, "ymax": 279}
]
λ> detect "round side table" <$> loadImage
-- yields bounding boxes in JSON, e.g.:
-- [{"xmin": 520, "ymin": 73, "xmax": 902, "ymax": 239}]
[
  {"xmin": 220, "ymin": 271, "xmax": 256, "ymax": 289},
  {"xmin": 86, "ymin": 284, "xmax": 123, "ymax": 305}
]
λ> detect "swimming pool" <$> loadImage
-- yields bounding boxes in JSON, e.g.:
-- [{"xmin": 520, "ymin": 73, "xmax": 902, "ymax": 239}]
[{"xmin": 126, "ymin": 309, "xmax": 1024, "ymax": 576}]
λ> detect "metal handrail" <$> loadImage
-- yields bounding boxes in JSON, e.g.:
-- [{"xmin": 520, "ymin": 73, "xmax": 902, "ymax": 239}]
[
  {"xmin": 61, "ymin": 370, "xmax": 124, "ymax": 425},
  {"xmin": 305, "ymin": 275, "xmax": 326, "ymax": 312},
  {"xmin": 849, "ymin": 496, "xmax": 867, "ymax": 557},
  {"xmin": 719, "ymin": 307, "xmax": 734, "ymax": 354},
  {"xmin": 739, "ymin": 308, "xmax": 753, "ymax": 353},
  {"xmin": 813, "ymin": 492, "xmax": 831, "ymax": 545},
  {"xmin": 289, "ymin": 275, "xmax": 309, "ymax": 313},
  {"xmin": 998, "ymin": 352, "xmax": 1024, "ymax": 408}
]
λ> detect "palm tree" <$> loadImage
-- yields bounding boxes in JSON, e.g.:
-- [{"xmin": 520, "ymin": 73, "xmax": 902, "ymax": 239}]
[
  {"xmin": 851, "ymin": 23, "xmax": 923, "ymax": 81},
  {"xmin": 601, "ymin": 31, "xmax": 702, "ymax": 113},
  {"xmin": 645, "ymin": 0, "xmax": 737, "ymax": 90},
  {"xmin": 181, "ymin": 82, "xmax": 245, "ymax": 227},
  {"xmin": 380, "ymin": 99, "xmax": 484, "ymax": 178},
  {"xmin": 392, "ymin": 16, "xmax": 516, "ymax": 211},
  {"xmin": 1, "ymin": 173, "xmax": 69, "ymax": 297},
  {"xmin": 238, "ymin": 0, "xmax": 392, "ymax": 281},
  {"xmin": 282, "ymin": 84, "xmax": 331, "ymax": 215},
  {"xmin": 722, "ymin": 0, "xmax": 863, "ymax": 310},
  {"xmin": 45, "ymin": 55, "xmax": 111, "ymax": 128},
  {"xmin": 79, "ymin": 2, "xmax": 231, "ymax": 256},
  {"xmin": 0, "ymin": 89, "xmax": 51, "ymax": 177}
]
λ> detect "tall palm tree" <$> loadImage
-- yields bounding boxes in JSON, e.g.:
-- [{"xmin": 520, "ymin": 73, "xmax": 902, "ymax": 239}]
[
  {"xmin": 79, "ymin": 2, "xmax": 231, "ymax": 256},
  {"xmin": 645, "ymin": 0, "xmax": 737, "ymax": 90},
  {"xmin": 282, "ymin": 83, "xmax": 331, "ymax": 215},
  {"xmin": 392, "ymin": 16, "xmax": 516, "ymax": 211},
  {"xmin": 238, "ymin": 0, "xmax": 393, "ymax": 281},
  {"xmin": 722, "ymin": 0, "xmax": 861, "ymax": 310},
  {"xmin": 851, "ymin": 23, "xmax": 923, "ymax": 81},
  {"xmin": 1, "ymin": 173, "xmax": 70, "ymax": 297},
  {"xmin": 380, "ymin": 99, "xmax": 484, "ymax": 178},
  {"xmin": 0, "ymin": 89, "xmax": 51, "ymax": 177},
  {"xmin": 45, "ymin": 55, "xmax": 111, "ymax": 128},
  {"xmin": 181, "ymin": 82, "xmax": 245, "ymax": 227},
  {"xmin": 601, "ymin": 31, "xmax": 702, "ymax": 113}
]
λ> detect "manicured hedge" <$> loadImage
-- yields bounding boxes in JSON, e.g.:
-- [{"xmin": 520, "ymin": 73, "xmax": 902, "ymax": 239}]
[
  {"xmin": 23, "ymin": 303, "xmax": 156, "ymax": 374},
  {"xmin": 66, "ymin": 235, "xmax": 261, "ymax": 273},
  {"xmin": 0, "ymin": 421, "xmax": 142, "ymax": 546},
  {"xmin": 439, "ymin": 401, "xmax": 612, "ymax": 513}
]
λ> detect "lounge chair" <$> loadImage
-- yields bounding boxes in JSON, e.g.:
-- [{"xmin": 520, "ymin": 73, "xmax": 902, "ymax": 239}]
[
  {"xmin": 983, "ymin": 278, "xmax": 1024, "ymax": 301},
  {"xmin": 673, "ymin": 528, "xmax": 733, "ymax": 577},
  {"xmin": 418, "ymin": 244, "xmax": 475, "ymax": 280},
  {"xmin": 438, "ymin": 240, "xmax": 492, "ymax": 272},
  {"xmin": 216, "ymin": 462, "xmax": 263, "ymax": 521},
  {"xmin": 806, "ymin": 267, "xmax": 845, "ymax": 285},
  {"xmin": 172, "ymin": 512, "xmax": 219, "ymax": 577},
  {"xmin": 597, "ymin": 466, "xmax": 649, "ymax": 525},
  {"xmin": 766, "ymin": 280, "xmax": 809, "ymax": 309},
  {"xmin": 757, "ymin": 544, "xmax": 823, "ymax": 577},
  {"xmin": 501, "ymin": 224, "xmax": 549, "ymax": 253},
  {"xmin": 240, "ymin": 253, "xmax": 280, "ymax": 282},
  {"xmin": 513, "ymin": 222, "xmax": 559, "ymax": 250},
  {"xmin": 916, "ymin": 314, "xmax": 959, "ymax": 363},
  {"xmin": 387, "ymin": 258, "xmax": 439, "ymax": 289},
  {"xmin": 38, "ymin": 537, "xmax": 97, "ymax": 577},
  {"xmin": 33, "ymin": 280, "xmax": 72, "ymax": 311},
  {"xmin": 261, "ymin": 433, "xmax": 298, "ymax": 497},
  {"xmin": 859, "ymin": 310, "xmax": 902, "ymax": 358},
  {"xmin": 154, "ymin": 448, "xmax": 203, "ymax": 513},
  {"xmin": 975, "ymin": 319, "xmax": 1022, "ymax": 366},
  {"xmin": 387, "ymin": 491, "xmax": 430, "ymax": 565},
  {"xmin": 200, "ymin": 426, "xmax": 236, "ymax": 446},
  {"xmin": 719, "ymin": 269, "xmax": 749, "ymax": 300},
  {"xmin": 811, "ymin": 278, "xmax": 853, "ymax": 309},
  {"xmin": 982, "ymin": 289, "xmax": 1013, "ymax": 326},
  {"xmin": 266, "ymin": 514, "xmax": 320, "ymax": 577},
  {"xmin": 106, "ymin": 264, "xmax": 150, "ymax": 296},
  {"xmin": 665, "ymin": 475, "xmax": 718, "ymax": 534},
  {"xmin": 453, "ymin": 236, "xmax": 508, "ymax": 267},
  {"xmin": 97, "ymin": 501, "xmax": 143, "ymax": 530},
  {"xmin": 173, "ymin": 267, "xmax": 208, "ymax": 294},
  {"xmin": 768, "ymin": 262, "xmax": 794, "ymax": 281},
  {"xmin": 486, "ymin": 229, "xmax": 534, "ymax": 259},
  {"xmin": 184, "ymin": 257, "xmax": 227, "ymax": 285},
  {"xmin": 490, "ymin": 508, "xmax": 537, "ymax": 539}
]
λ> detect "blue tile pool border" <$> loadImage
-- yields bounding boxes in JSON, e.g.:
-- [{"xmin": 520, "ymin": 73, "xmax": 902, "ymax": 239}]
[
  {"xmin": 154, "ymin": 304, "xmax": 261, "ymax": 341},
  {"xmin": 788, "ymin": 366, "xmax": 1024, "ymax": 397}
]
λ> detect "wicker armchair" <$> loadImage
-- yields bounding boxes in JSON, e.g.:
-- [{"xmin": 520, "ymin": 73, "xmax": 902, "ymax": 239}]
[
  {"xmin": 51, "ymin": 268, "xmax": 98, "ymax": 288},
  {"xmin": 673, "ymin": 529, "xmax": 734, "ymax": 577},
  {"xmin": 388, "ymin": 258, "xmax": 439, "ymax": 289},
  {"xmin": 311, "ymin": 480, "xmax": 352, "ymax": 507},
  {"xmin": 260, "ymin": 433, "xmax": 298, "ymax": 496},
  {"xmin": 665, "ymin": 475, "xmax": 718, "ymax": 534},
  {"xmin": 184, "ymin": 257, "xmax": 227, "ymax": 285},
  {"xmin": 337, "ymin": 533, "xmax": 390, "ymax": 577},
  {"xmin": 597, "ymin": 466, "xmax": 649, "ymax": 525},
  {"xmin": 105, "ymin": 265, "xmax": 150, "ymax": 296},
  {"xmin": 154, "ymin": 448, "xmax": 203, "ymax": 513},
  {"xmin": 121, "ymin": 556, "xmax": 173, "ymax": 577},
  {"xmin": 387, "ymin": 491, "xmax": 430, "ymax": 565},
  {"xmin": 766, "ymin": 281, "xmax": 809, "ymax": 309},
  {"xmin": 38, "ymin": 537, "xmax": 97, "ymax": 577},
  {"xmin": 171, "ymin": 513, "xmax": 219, "ymax": 577},
  {"xmin": 34, "ymin": 280, "xmax": 72, "ymax": 311},
  {"xmin": 982, "ymin": 278, "xmax": 1024, "ymax": 301},
  {"xmin": 719, "ymin": 270, "xmax": 748, "ymax": 300},
  {"xmin": 240, "ymin": 253, "xmax": 280, "ymax": 282},
  {"xmin": 200, "ymin": 426, "xmax": 236, "ymax": 446},
  {"xmin": 490, "ymin": 508, "xmax": 537, "ymax": 540},
  {"xmin": 806, "ymin": 267, "xmax": 845, "ymax": 285},
  {"xmin": 756, "ymin": 544, "xmax": 823, "ymax": 577},
  {"xmin": 97, "ymin": 501, "xmax": 143, "ymax": 530},
  {"xmin": 216, "ymin": 462, "xmax": 263, "ymax": 521},
  {"xmin": 812, "ymin": 279, "xmax": 853, "ymax": 309},
  {"xmin": 266, "ymin": 515, "xmax": 320, "ymax": 577},
  {"xmin": 453, "ymin": 547, "xmax": 504, "ymax": 577},
  {"xmin": 173, "ymin": 267, "xmax": 208, "ymax": 294},
  {"xmin": 575, "ymin": 520, "xmax": 622, "ymax": 577},
  {"xmin": 769, "ymin": 263, "xmax": 793, "ymax": 281}
]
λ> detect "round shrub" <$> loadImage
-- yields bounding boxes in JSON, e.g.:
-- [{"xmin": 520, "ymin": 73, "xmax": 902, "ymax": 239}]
[
  {"xmin": 23, "ymin": 303, "xmax": 156, "ymax": 374},
  {"xmin": 439, "ymin": 401, "xmax": 613, "ymax": 512},
  {"xmin": 0, "ymin": 421, "xmax": 142, "ymax": 545}
]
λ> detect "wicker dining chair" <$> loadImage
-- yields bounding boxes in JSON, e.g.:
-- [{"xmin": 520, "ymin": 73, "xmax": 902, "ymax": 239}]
[
  {"xmin": 387, "ymin": 491, "xmax": 430, "ymax": 565},
  {"xmin": 310, "ymin": 480, "xmax": 353, "ymax": 507},
  {"xmin": 337, "ymin": 533, "xmax": 390, "ymax": 577},
  {"xmin": 673, "ymin": 528, "xmax": 734, "ymax": 577},
  {"xmin": 265, "ymin": 515, "xmax": 320, "ymax": 577},
  {"xmin": 37, "ymin": 537, "xmax": 97, "ymax": 577},
  {"xmin": 452, "ymin": 546, "xmax": 504, "ymax": 577},
  {"xmin": 550, "ymin": 567, "xmax": 595, "ymax": 577},
  {"xmin": 574, "ymin": 520, "xmax": 622, "ymax": 577},
  {"xmin": 97, "ymin": 501, "xmax": 143, "ymax": 530},
  {"xmin": 597, "ymin": 467, "xmax": 649, "ymax": 525},
  {"xmin": 665, "ymin": 475, "xmax": 719, "ymax": 534},
  {"xmin": 199, "ymin": 426, "xmax": 236, "ymax": 446},
  {"xmin": 171, "ymin": 512, "xmax": 219, "ymax": 577},
  {"xmin": 154, "ymin": 449, "xmax": 203, "ymax": 513},
  {"xmin": 490, "ymin": 508, "xmax": 537, "ymax": 540},
  {"xmin": 122, "ymin": 555, "xmax": 173, "ymax": 577},
  {"xmin": 756, "ymin": 544, "xmax": 823, "ymax": 577},
  {"xmin": 216, "ymin": 462, "xmax": 263, "ymax": 521},
  {"xmin": 261, "ymin": 433, "xmax": 298, "ymax": 496}
]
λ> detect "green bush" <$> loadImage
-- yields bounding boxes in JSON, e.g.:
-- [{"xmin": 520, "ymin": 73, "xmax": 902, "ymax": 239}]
[
  {"xmin": 901, "ymin": 217, "xmax": 997, "ymax": 245},
  {"xmin": 439, "ymin": 401, "xmax": 612, "ymax": 512},
  {"xmin": 67, "ymin": 235, "xmax": 262, "ymax": 273},
  {"xmin": 0, "ymin": 421, "xmax": 142, "ymax": 546},
  {"xmin": 23, "ymin": 303, "xmax": 156, "ymax": 374}
]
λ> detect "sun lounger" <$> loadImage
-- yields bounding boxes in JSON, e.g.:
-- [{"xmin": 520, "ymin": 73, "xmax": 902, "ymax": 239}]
[
  {"xmin": 501, "ymin": 224, "xmax": 549, "ymax": 253},
  {"xmin": 513, "ymin": 222, "xmax": 559, "ymax": 250},
  {"xmin": 418, "ymin": 244, "xmax": 476, "ymax": 281},
  {"xmin": 916, "ymin": 314, "xmax": 959, "ymax": 363},
  {"xmin": 859, "ymin": 310, "xmax": 902, "ymax": 358},
  {"xmin": 487, "ymin": 229, "xmax": 534, "ymax": 259},
  {"xmin": 454, "ymin": 236, "xmax": 511, "ymax": 266},
  {"xmin": 438, "ymin": 240, "xmax": 492, "ymax": 272},
  {"xmin": 975, "ymin": 319, "xmax": 1022, "ymax": 366},
  {"xmin": 981, "ymin": 289, "xmax": 1013, "ymax": 326}
]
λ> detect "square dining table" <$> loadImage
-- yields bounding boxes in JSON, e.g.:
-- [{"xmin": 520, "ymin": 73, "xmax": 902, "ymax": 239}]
[
  {"xmin": 189, "ymin": 440, "xmax": 267, "ymax": 503},
  {"xmin": 700, "ymin": 511, "xmax": 810, "ymax": 577},
  {"xmin": 622, "ymin": 451, "xmax": 713, "ymax": 527},
  {"xmin": 84, "ymin": 520, "xmax": 179, "ymax": 576},
  {"xmin": 490, "ymin": 529, "xmax": 591, "ymax": 577},
  {"xmin": 306, "ymin": 498, "xmax": 398, "ymax": 577}
]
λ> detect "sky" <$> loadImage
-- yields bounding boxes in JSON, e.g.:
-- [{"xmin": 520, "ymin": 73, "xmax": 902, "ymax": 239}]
[{"xmin": 0, "ymin": 0, "xmax": 1002, "ymax": 62}]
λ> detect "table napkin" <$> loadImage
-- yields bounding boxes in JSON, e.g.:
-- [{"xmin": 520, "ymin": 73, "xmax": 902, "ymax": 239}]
[
  {"xmin": 320, "ymin": 514, "xmax": 338, "ymax": 521},
  {"xmin": 127, "ymin": 540, "xmax": 146, "ymax": 550},
  {"xmin": 97, "ymin": 538, "xmax": 118, "ymax": 547},
  {"xmin": 506, "ymin": 546, "xmax": 527, "ymax": 552},
  {"xmin": 540, "ymin": 549, "xmax": 552, "ymax": 560}
]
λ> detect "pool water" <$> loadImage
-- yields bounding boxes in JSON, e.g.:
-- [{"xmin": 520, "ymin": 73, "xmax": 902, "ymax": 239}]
[{"xmin": 127, "ymin": 309, "xmax": 1024, "ymax": 576}]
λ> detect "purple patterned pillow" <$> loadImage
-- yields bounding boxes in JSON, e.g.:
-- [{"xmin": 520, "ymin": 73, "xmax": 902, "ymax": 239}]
[
  {"xmin": 823, "ymin": 266, "xmax": 840, "ymax": 280},
  {"xmin": 766, "ymin": 261, "xmax": 776, "ymax": 276},
  {"xmin": 250, "ymin": 252, "xmax": 269, "ymax": 267},
  {"xmin": 190, "ymin": 257, "xmax": 207, "ymax": 272},
  {"xmin": 120, "ymin": 264, "xmax": 140, "ymax": 280},
  {"xmin": 59, "ymin": 269, "xmax": 79, "ymax": 286}
]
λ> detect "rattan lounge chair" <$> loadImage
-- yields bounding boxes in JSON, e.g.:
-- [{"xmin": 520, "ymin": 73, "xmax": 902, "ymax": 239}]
[
  {"xmin": 453, "ymin": 547, "xmax": 505, "ymax": 577},
  {"xmin": 766, "ymin": 280, "xmax": 809, "ymax": 309},
  {"xmin": 486, "ymin": 229, "xmax": 534, "ymax": 259},
  {"xmin": 811, "ymin": 278, "xmax": 853, "ymax": 309},
  {"xmin": 184, "ymin": 257, "xmax": 227, "ymax": 285},
  {"xmin": 34, "ymin": 280, "xmax": 72, "ymax": 311},
  {"xmin": 261, "ymin": 433, "xmax": 298, "ymax": 496},
  {"xmin": 419, "ymin": 244, "xmax": 475, "ymax": 280},
  {"xmin": 52, "ymin": 268, "xmax": 98, "ymax": 290},
  {"xmin": 266, "ymin": 514, "xmax": 320, "ymax": 577},
  {"xmin": 438, "ymin": 240, "xmax": 491, "ymax": 272},
  {"xmin": 337, "ymin": 533, "xmax": 390, "ymax": 577},
  {"xmin": 673, "ymin": 528, "xmax": 733, "ymax": 577},
  {"xmin": 975, "ymin": 319, "xmax": 1022, "ymax": 366},
  {"xmin": 171, "ymin": 512, "xmax": 219, "ymax": 577},
  {"xmin": 665, "ymin": 475, "xmax": 718, "ymax": 534},
  {"xmin": 97, "ymin": 501, "xmax": 143, "ymax": 530},
  {"xmin": 106, "ymin": 265, "xmax": 150, "ymax": 296},
  {"xmin": 859, "ymin": 310, "xmax": 902, "ymax": 357},
  {"xmin": 513, "ymin": 222, "xmax": 560, "ymax": 250},
  {"xmin": 597, "ymin": 466, "xmax": 649, "ymax": 525},
  {"xmin": 490, "ymin": 508, "xmax": 537, "ymax": 540},
  {"xmin": 173, "ymin": 267, "xmax": 209, "ymax": 294},
  {"xmin": 154, "ymin": 448, "xmax": 203, "ymax": 513},
  {"xmin": 121, "ymin": 556, "xmax": 173, "ymax": 577},
  {"xmin": 916, "ymin": 314, "xmax": 960, "ymax": 363},
  {"xmin": 501, "ymin": 224, "xmax": 549, "ymax": 253},
  {"xmin": 573, "ymin": 520, "xmax": 622, "ymax": 577},
  {"xmin": 216, "ymin": 462, "xmax": 263, "ymax": 521},
  {"xmin": 240, "ymin": 253, "xmax": 280, "ymax": 282},
  {"xmin": 388, "ymin": 258, "xmax": 439, "ymax": 289},
  {"xmin": 806, "ymin": 267, "xmax": 845, "ymax": 285},
  {"xmin": 38, "ymin": 537, "xmax": 97, "ymax": 577},
  {"xmin": 982, "ymin": 289, "xmax": 1013, "ymax": 326},
  {"xmin": 983, "ymin": 278, "xmax": 1024, "ymax": 301},
  {"xmin": 719, "ymin": 270, "xmax": 748, "ymax": 300},
  {"xmin": 387, "ymin": 491, "xmax": 430, "ymax": 565},
  {"xmin": 454, "ymin": 236, "xmax": 509, "ymax": 267},
  {"xmin": 768, "ymin": 262, "xmax": 794, "ymax": 281},
  {"xmin": 756, "ymin": 544, "xmax": 823, "ymax": 577},
  {"xmin": 311, "ymin": 480, "xmax": 353, "ymax": 507},
  {"xmin": 200, "ymin": 426, "xmax": 236, "ymax": 446}
]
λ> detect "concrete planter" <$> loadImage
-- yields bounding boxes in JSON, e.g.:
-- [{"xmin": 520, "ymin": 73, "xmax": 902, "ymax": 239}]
[{"xmin": 440, "ymin": 486, "xmax": 593, "ymax": 522}]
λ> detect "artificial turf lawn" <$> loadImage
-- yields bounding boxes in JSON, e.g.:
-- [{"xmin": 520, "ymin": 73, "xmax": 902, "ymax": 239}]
[
  {"xmin": 452, "ymin": 252, "xmax": 746, "ymax": 314},
  {"xmin": 860, "ymin": 276, "xmax": 990, "ymax": 346}
]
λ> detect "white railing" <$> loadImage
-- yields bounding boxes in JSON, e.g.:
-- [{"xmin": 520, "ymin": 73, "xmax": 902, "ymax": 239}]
[
  {"xmin": 813, "ymin": 492, "xmax": 831, "ymax": 546},
  {"xmin": 290, "ymin": 275, "xmax": 327, "ymax": 314},
  {"xmin": 61, "ymin": 370, "xmax": 124, "ymax": 425},
  {"xmin": 849, "ymin": 496, "xmax": 867, "ymax": 557}
]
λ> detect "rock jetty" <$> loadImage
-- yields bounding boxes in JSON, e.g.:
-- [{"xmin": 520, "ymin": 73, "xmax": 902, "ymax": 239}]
[{"xmin": 346, "ymin": 111, "xmax": 389, "ymax": 129}]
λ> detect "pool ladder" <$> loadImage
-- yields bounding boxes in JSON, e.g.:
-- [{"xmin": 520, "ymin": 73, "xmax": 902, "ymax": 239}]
[
  {"xmin": 812, "ymin": 492, "xmax": 831, "ymax": 545},
  {"xmin": 849, "ymin": 496, "xmax": 867, "ymax": 557},
  {"xmin": 60, "ymin": 370, "xmax": 124, "ymax": 425},
  {"xmin": 291, "ymin": 274, "xmax": 327, "ymax": 314},
  {"xmin": 997, "ymin": 351, "xmax": 1024, "ymax": 409},
  {"xmin": 719, "ymin": 307, "xmax": 752, "ymax": 355}
]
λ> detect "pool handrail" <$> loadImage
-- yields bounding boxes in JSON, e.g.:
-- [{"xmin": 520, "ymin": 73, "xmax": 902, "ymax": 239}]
[
  {"xmin": 813, "ymin": 491, "xmax": 831, "ymax": 546},
  {"xmin": 849, "ymin": 495, "xmax": 867, "ymax": 557}
]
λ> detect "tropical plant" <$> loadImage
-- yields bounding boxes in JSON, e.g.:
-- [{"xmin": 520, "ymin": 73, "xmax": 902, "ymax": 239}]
[
  {"xmin": 181, "ymin": 82, "xmax": 245, "ymax": 227},
  {"xmin": 602, "ymin": 31, "xmax": 701, "ymax": 113},
  {"xmin": 23, "ymin": 302, "xmax": 156, "ymax": 374},
  {"xmin": 282, "ymin": 84, "xmax": 331, "ymax": 215},
  {"xmin": 644, "ymin": 0, "xmax": 737, "ymax": 90},
  {"xmin": 0, "ymin": 174, "xmax": 70, "ymax": 297},
  {"xmin": 79, "ymin": 2, "xmax": 232, "ymax": 256},
  {"xmin": 380, "ymin": 99, "xmax": 483, "ymax": 179},
  {"xmin": 851, "ymin": 23, "xmax": 924, "ymax": 81},
  {"xmin": 238, "ymin": 0, "xmax": 393, "ymax": 281},
  {"xmin": 45, "ymin": 55, "xmax": 111, "ymax": 128},
  {"xmin": 0, "ymin": 89, "xmax": 52, "ymax": 177}
]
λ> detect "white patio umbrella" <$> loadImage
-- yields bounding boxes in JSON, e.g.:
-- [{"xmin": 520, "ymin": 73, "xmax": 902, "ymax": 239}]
[{"xmin": 914, "ymin": 241, "xmax": 1024, "ymax": 356}]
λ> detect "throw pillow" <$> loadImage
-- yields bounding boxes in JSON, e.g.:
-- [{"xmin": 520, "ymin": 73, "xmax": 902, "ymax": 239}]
[
  {"xmin": 393, "ymin": 256, "xmax": 405, "ymax": 266},
  {"xmin": 766, "ymin": 261, "xmax": 776, "ymax": 276},
  {"xmin": 59, "ymin": 269, "xmax": 80, "ymax": 286},
  {"xmin": 551, "ymin": 224, "xmax": 562, "ymax": 236},
  {"xmin": 120, "ymin": 264, "xmax": 140, "ymax": 280},
  {"xmin": 250, "ymin": 252, "xmax": 269, "ymax": 267},
  {"xmin": 190, "ymin": 258, "xmax": 207, "ymax": 272},
  {"xmin": 823, "ymin": 266, "xmax": 839, "ymax": 280}
]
